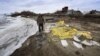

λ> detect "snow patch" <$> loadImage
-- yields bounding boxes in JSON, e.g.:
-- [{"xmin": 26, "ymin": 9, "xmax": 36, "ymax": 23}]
[
  {"xmin": 61, "ymin": 40, "xmax": 68, "ymax": 47},
  {"xmin": 0, "ymin": 16, "xmax": 38, "ymax": 56},
  {"xmin": 73, "ymin": 41, "xmax": 83, "ymax": 50}
]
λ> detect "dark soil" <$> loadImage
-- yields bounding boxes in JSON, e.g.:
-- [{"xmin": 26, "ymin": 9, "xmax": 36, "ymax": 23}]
[
  {"xmin": 10, "ymin": 33, "xmax": 69, "ymax": 56},
  {"xmin": 10, "ymin": 17, "xmax": 100, "ymax": 56}
]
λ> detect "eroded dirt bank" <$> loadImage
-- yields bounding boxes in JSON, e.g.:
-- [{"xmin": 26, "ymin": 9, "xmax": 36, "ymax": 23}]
[
  {"xmin": 10, "ymin": 32, "xmax": 100, "ymax": 56},
  {"xmin": 10, "ymin": 33, "xmax": 70, "ymax": 56},
  {"xmin": 10, "ymin": 17, "xmax": 100, "ymax": 56}
]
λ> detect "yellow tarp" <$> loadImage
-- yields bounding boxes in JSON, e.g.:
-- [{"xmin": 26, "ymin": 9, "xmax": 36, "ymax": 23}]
[
  {"xmin": 77, "ymin": 31, "xmax": 92, "ymax": 39},
  {"xmin": 51, "ymin": 20, "xmax": 92, "ymax": 40}
]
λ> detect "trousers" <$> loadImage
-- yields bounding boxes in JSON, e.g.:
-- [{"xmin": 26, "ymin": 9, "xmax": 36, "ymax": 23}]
[{"xmin": 38, "ymin": 23, "xmax": 44, "ymax": 32}]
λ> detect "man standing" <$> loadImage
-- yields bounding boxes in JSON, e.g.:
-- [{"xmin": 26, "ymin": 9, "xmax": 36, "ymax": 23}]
[{"xmin": 37, "ymin": 15, "xmax": 45, "ymax": 32}]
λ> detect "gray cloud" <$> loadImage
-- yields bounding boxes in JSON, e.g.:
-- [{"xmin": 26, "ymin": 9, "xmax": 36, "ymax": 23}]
[{"xmin": 0, "ymin": 0, "xmax": 100, "ymax": 14}]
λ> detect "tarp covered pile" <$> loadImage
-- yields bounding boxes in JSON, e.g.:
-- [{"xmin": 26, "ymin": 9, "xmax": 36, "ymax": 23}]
[
  {"xmin": 50, "ymin": 20, "xmax": 100, "ymax": 49},
  {"xmin": 51, "ymin": 20, "xmax": 92, "ymax": 40}
]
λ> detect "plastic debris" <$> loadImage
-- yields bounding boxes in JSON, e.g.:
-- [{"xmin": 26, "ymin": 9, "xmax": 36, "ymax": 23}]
[{"xmin": 61, "ymin": 40, "xmax": 68, "ymax": 47}]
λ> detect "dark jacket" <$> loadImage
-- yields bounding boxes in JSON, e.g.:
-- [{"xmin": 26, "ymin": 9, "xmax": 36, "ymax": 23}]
[{"xmin": 37, "ymin": 15, "xmax": 44, "ymax": 24}]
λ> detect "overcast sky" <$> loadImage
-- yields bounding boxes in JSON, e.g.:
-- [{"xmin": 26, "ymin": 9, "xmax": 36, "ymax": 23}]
[{"xmin": 0, "ymin": 0, "xmax": 100, "ymax": 14}]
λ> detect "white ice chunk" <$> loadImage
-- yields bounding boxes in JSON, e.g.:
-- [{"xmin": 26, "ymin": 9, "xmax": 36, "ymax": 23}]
[
  {"xmin": 73, "ymin": 36, "xmax": 81, "ymax": 42},
  {"xmin": 66, "ymin": 25, "xmax": 69, "ymax": 27},
  {"xmin": 61, "ymin": 40, "xmax": 68, "ymax": 47},
  {"xmin": 92, "ymin": 41, "xmax": 100, "ymax": 46},
  {"xmin": 44, "ymin": 23, "xmax": 56, "ymax": 33},
  {"xmin": 82, "ymin": 40, "xmax": 100, "ymax": 46},
  {"xmin": 82, "ymin": 40, "xmax": 93, "ymax": 46},
  {"xmin": 73, "ymin": 41, "xmax": 83, "ymax": 49}
]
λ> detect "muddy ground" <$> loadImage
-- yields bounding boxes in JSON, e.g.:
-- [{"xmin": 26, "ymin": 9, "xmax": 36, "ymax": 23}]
[{"xmin": 10, "ymin": 17, "xmax": 100, "ymax": 56}]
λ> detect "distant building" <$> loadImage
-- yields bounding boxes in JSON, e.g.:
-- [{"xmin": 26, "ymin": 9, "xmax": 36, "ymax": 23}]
[
  {"xmin": 67, "ymin": 9, "xmax": 83, "ymax": 16},
  {"xmin": 54, "ymin": 6, "xmax": 83, "ymax": 16},
  {"xmin": 67, "ymin": 10, "xmax": 74, "ymax": 15},
  {"xmin": 62, "ymin": 7, "xmax": 68, "ymax": 13},
  {"xmin": 89, "ymin": 10, "xmax": 100, "ymax": 15},
  {"xmin": 54, "ymin": 6, "xmax": 68, "ymax": 14},
  {"xmin": 94, "ymin": 11, "xmax": 100, "ymax": 15}
]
